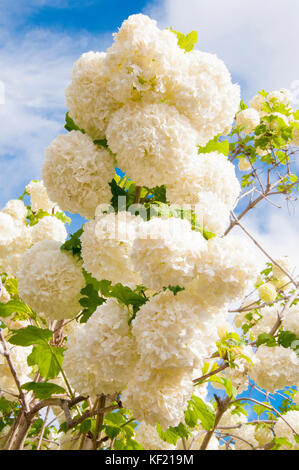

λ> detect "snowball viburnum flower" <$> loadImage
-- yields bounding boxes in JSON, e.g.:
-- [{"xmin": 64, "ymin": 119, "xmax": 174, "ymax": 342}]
[
  {"xmin": 18, "ymin": 240, "xmax": 85, "ymax": 320},
  {"xmin": 258, "ymin": 282, "xmax": 277, "ymax": 304},
  {"xmin": 236, "ymin": 108, "xmax": 260, "ymax": 134}
]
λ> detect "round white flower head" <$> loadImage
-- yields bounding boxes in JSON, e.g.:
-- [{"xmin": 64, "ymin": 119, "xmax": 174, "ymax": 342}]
[
  {"xmin": 218, "ymin": 408, "xmax": 248, "ymax": 428},
  {"xmin": 250, "ymin": 345, "xmax": 299, "ymax": 393},
  {"xmin": 64, "ymin": 299, "xmax": 137, "ymax": 397},
  {"xmin": 65, "ymin": 51, "xmax": 121, "ymax": 140},
  {"xmin": 236, "ymin": 108, "xmax": 260, "ymax": 134},
  {"xmin": 103, "ymin": 14, "xmax": 184, "ymax": 104},
  {"xmin": 0, "ymin": 253, "xmax": 24, "ymax": 278},
  {"xmin": 194, "ymin": 191, "xmax": 230, "ymax": 236},
  {"xmin": 282, "ymin": 304, "xmax": 299, "ymax": 337},
  {"xmin": 42, "ymin": 131, "xmax": 115, "ymax": 219},
  {"xmin": 165, "ymin": 49, "xmax": 240, "ymax": 145},
  {"xmin": 0, "ymin": 344, "xmax": 32, "ymax": 400},
  {"xmin": 81, "ymin": 212, "xmax": 142, "ymax": 286},
  {"xmin": 135, "ymin": 422, "xmax": 175, "ymax": 450},
  {"xmin": 249, "ymin": 94, "xmax": 266, "ymax": 115},
  {"xmin": 254, "ymin": 425, "xmax": 273, "ymax": 447},
  {"xmin": 272, "ymin": 256, "xmax": 292, "ymax": 279},
  {"xmin": 106, "ymin": 102, "xmax": 199, "ymax": 187},
  {"xmin": 18, "ymin": 240, "xmax": 85, "ymax": 320},
  {"xmin": 258, "ymin": 282, "xmax": 277, "ymax": 304},
  {"xmin": 234, "ymin": 425, "xmax": 258, "ymax": 450},
  {"xmin": 274, "ymin": 410, "xmax": 299, "ymax": 450},
  {"xmin": 167, "ymin": 152, "xmax": 240, "ymax": 209},
  {"xmin": 267, "ymin": 88, "xmax": 292, "ymax": 106},
  {"xmin": 30, "ymin": 216, "xmax": 67, "ymax": 245},
  {"xmin": 122, "ymin": 366, "xmax": 194, "ymax": 429},
  {"xmin": 0, "ymin": 213, "xmax": 18, "ymax": 256},
  {"xmin": 293, "ymin": 391, "xmax": 299, "ymax": 406},
  {"xmin": 0, "ymin": 214, "xmax": 31, "ymax": 260},
  {"xmin": 225, "ymin": 345, "xmax": 256, "ymax": 392},
  {"xmin": 0, "ymin": 284, "xmax": 10, "ymax": 303},
  {"xmin": 2, "ymin": 200, "xmax": 27, "ymax": 225},
  {"xmin": 26, "ymin": 180, "xmax": 57, "ymax": 213},
  {"xmin": 132, "ymin": 290, "xmax": 220, "ymax": 371},
  {"xmin": 131, "ymin": 217, "xmax": 207, "ymax": 290},
  {"xmin": 238, "ymin": 158, "xmax": 251, "ymax": 172},
  {"xmin": 251, "ymin": 306, "xmax": 280, "ymax": 339},
  {"xmin": 187, "ymin": 235, "xmax": 259, "ymax": 308}
]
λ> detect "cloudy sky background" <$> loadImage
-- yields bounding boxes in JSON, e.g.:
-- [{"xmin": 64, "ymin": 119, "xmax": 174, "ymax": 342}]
[{"xmin": 0, "ymin": 0, "xmax": 298, "ymax": 266}]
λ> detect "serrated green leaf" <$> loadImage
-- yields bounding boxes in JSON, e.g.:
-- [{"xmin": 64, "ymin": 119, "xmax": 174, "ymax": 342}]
[
  {"xmin": 198, "ymin": 136, "xmax": 230, "ymax": 155},
  {"xmin": 60, "ymin": 228, "xmax": 83, "ymax": 257},
  {"xmin": 0, "ymin": 299, "xmax": 33, "ymax": 319},
  {"xmin": 27, "ymin": 344, "xmax": 64, "ymax": 380},
  {"xmin": 21, "ymin": 382, "xmax": 66, "ymax": 399},
  {"xmin": 8, "ymin": 325, "xmax": 52, "ymax": 346}
]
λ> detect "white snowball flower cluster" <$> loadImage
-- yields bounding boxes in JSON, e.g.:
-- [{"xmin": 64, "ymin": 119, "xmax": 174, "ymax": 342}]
[
  {"xmin": 42, "ymin": 131, "xmax": 115, "ymax": 219},
  {"xmin": 238, "ymin": 158, "xmax": 251, "ymax": 172},
  {"xmin": 26, "ymin": 180, "xmax": 58, "ymax": 213},
  {"xmin": 250, "ymin": 345, "xmax": 299, "ymax": 393},
  {"xmin": 194, "ymin": 191, "xmax": 230, "ymax": 236},
  {"xmin": 236, "ymin": 108, "xmax": 260, "ymax": 134},
  {"xmin": 62, "ymin": 14, "xmax": 239, "ymax": 195},
  {"xmin": 65, "ymin": 51, "xmax": 120, "ymax": 140},
  {"xmin": 254, "ymin": 425, "xmax": 273, "ymax": 447},
  {"xmin": 131, "ymin": 217, "xmax": 206, "ymax": 290},
  {"xmin": 187, "ymin": 235, "xmax": 260, "ymax": 308},
  {"xmin": 0, "ymin": 210, "xmax": 31, "ymax": 276},
  {"xmin": 106, "ymin": 102, "xmax": 199, "ymax": 187},
  {"xmin": 132, "ymin": 290, "xmax": 219, "ymax": 371},
  {"xmin": 30, "ymin": 216, "xmax": 67, "ymax": 245},
  {"xmin": 218, "ymin": 408, "xmax": 247, "ymax": 427},
  {"xmin": 167, "ymin": 49, "xmax": 240, "ymax": 144},
  {"xmin": 64, "ymin": 299, "xmax": 137, "ymax": 397},
  {"xmin": 258, "ymin": 281, "xmax": 277, "ymax": 304},
  {"xmin": 81, "ymin": 212, "xmax": 142, "ymax": 286},
  {"xmin": 234, "ymin": 425, "xmax": 259, "ymax": 450},
  {"xmin": 251, "ymin": 306, "xmax": 279, "ymax": 339},
  {"xmin": 267, "ymin": 89, "xmax": 292, "ymax": 106},
  {"xmin": 122, "ymin": 366, "xmax": 194, "ymax": 429},
  {"xmin": 2, "ymin": 199, "xmax": 27, "ymax": 225},
  {"xmin": 135, "ymin": 422, "xmax": 175, "ymax": 450},
  {"xmin": 0, "ymin": 344, "xmax": 32, "ymax": 399},
  {"xmin": 18, "ymin": 240, "xmax": 85, "ymax": 320},
  {"xmin": 274, "ymin": 410, "xmax": 299, "ymax": 450},
  {"xmin": 167, "ymin": 152, "xmax": 241, "ymax": 210},
  {"xmin": 282, "ymin": 304, "xmax": 299, "ymax": 337}
]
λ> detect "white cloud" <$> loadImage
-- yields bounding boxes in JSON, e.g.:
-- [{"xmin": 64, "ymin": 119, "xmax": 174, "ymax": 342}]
[{"xmin": 0, "ymin": 17, "xmax": 112, "ymax": 204}]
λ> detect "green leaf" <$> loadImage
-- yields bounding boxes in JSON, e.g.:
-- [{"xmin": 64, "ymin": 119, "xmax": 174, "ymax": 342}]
[
  {"xmin": 156, "ymin": 423, "xmax": 181, "ymax": 445},
  {"xmin": 54, "ymin": 211, "xmax": 71, "ymax": 225},
  {"xmin": 278, "ymin": 330, "xmax": 298, "ymax": 349},
  {"xmin": 170, "ymin": 28, "xmax": 198, "ymax": 52},
  {"xmin": 21, "ymin": 382, "xmax": 66, "ymax": 399},
  {"xmin": 198, "ymin": 136, "xmax": 230, "ymax": 155},
  {"xmin": 240, "ymin": 100, "xmax": 248, "ymax": 111},
  {"xmin": 98, "ymin": 281, "xmax": 147, "ymax": 309},
  {"xmin": 79, "ymin": 282, "xmax": 106, "ymax": 323},
  {"xmin": 144, "ymin": 185, "xmax": 168, "ymax": 203},
  {"xmin": 80, "ymin": 419, "xmax": 92, "ymax": 434},
  {"xmin": 64, "ymin": 112, "xmax": 85, "ymax": 133},
  {"xmin": 0, "ymin": 300, "xmax": 33, "ymax": 319},
  {"xmin": 27, "ymin": 344, "xmax": 64, "ymax": 380},
  {"xmin": 8, "ymin": 325, "xmax": 52, "ymax": 346},
  {"xmin": 256, "ymin": 333, "xmax": 277, "ymax": 347},
  {"xmin": 60, "ymin": 228, "xmax": 83, "ymax": 257},
  {"xmin": 185, "ymin": 396, "xmax": 215, "ymax": 430}
]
